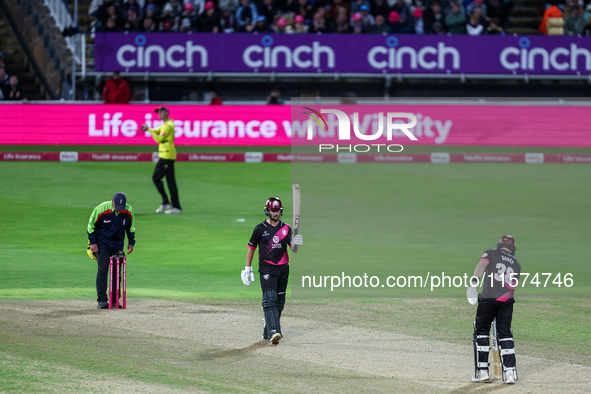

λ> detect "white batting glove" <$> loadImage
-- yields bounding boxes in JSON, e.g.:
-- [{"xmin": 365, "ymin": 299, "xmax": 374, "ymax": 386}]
[
  {"xmin": 292, "ymin": 234, "xmax": 303, "ymax": 246},
  {"xmin": 241, "ymin": 266, "xmax": 255, "ymax": 286},
  {"xmin": 466, "ymin": 286, "xmax": 478, "ymax": 305}
]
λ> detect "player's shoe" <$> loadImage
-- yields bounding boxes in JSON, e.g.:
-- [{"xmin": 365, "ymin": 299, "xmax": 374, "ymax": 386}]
[
  {"xmin": 472, "ymin": 370, "xmax": 491, "ymax": 383},
  {"xmin": 504, "ymin": 370, "xmax": 516, "ymax": 384},
  {"xmin": 156, "ymin": 204, "xmax": 172, "ymax": 214},
  {"xmin": 270, "ymin": 332, "xmax": 282, "ymax": 345},
  {"xmin": 164, "ymin": 207, "xmax": 182, "ymax": 214}
]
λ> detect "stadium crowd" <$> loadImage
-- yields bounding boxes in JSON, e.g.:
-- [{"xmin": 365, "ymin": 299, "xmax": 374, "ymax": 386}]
[
  {"xmin": 541, "ymin": 0, "xmax": 591, "ymax": 35},
  {"xmin": 0, "ymin": 52, "xmax": 25, "ymax": 101},
  {"xmin": 89, "ymin": 0, "xmax": 515, "ymax": 35}
]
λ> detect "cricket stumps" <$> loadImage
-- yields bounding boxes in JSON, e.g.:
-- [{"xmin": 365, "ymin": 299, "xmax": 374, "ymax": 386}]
[{"xmin": 109, "ymin": 255, "xmax": 126, "ymax": 309}]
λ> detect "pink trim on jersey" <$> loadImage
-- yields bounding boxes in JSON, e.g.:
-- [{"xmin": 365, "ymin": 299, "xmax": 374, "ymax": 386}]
[
  {"xmin": 264, "ymin": 252, "xmax": 289, "ymax": 266},
  {"xmin": 504, "ymin": 282, "xmax": 516, "ymax": 291},
  {"xmin": 247, "ymin": 244, "xmax": 256, "ymax": 250},
  {"xmin": 277, "ymin": 252, "xmax": 289, "ymax": 265},
  {"xmin": 274, "ymin": 224, "xmax": 291, "ymax": 242},
  {"xmin": 496, "ymin": 291, "xmax": 513, "ymax": 302},
  {"xmin": 480, "ymin": 258, "xmax": 490, "ymax": 263}
]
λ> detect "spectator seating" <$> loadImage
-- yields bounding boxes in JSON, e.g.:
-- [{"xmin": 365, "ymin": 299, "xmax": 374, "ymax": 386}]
[
  {"xmin": 0, "ymin": 10, "xmax": 46, "ymax": 100},
  {"xmin": 73, "ymin": 0, "xmax": 546, "ymax": 37}
]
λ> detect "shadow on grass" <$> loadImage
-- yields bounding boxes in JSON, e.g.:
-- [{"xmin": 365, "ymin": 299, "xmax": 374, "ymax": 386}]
[
  {"xmin": 199, "ymin": 341, "xmax": 268, "ymax": 361},
  {"xmin": 450, "ymin": 380, "xmax": 509, "ymax": 394}
]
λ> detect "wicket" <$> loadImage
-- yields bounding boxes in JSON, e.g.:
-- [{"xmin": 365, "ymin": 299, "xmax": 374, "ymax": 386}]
[{"xmin": 108, "ymin": 255, "xmax": 126, "ymax": 309}]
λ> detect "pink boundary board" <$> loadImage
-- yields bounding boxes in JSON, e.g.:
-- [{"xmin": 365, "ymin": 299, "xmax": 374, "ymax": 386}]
[
  {"xmin": 2, "ymin": 152, "xmax": 591, "ymax": 163},
  {"xmin": 2, "ymin": 104, "xmax": 591, "ymax": 147}
]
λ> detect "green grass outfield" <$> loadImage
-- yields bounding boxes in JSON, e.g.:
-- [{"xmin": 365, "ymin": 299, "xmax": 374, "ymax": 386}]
[
  {"xmin": 291, "ymin": 162, "xmax": 591, "ymax": 298},
  {"xmin": 1, "ymin": 152, "xmax": 590, "ymax": 391},
  {"xmin": 0, "ymin": 161, "xmax": 290, "ymax": 301},
  {"xmin": 3, "ymin": 157, "xmax": 587, "ymax": 301}
]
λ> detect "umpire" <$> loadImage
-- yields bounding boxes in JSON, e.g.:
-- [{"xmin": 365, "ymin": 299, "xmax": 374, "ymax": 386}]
[
  {"xmin": 141, "ymin": 107, "xmax": 182, "ymax": 214},
  {"xmin": 470, "ymin": 235, "xmax": 521, "ymax": 384},
  {"xmin": 88, "ymin": 192, "xmax": 135, "ymax": 309}
]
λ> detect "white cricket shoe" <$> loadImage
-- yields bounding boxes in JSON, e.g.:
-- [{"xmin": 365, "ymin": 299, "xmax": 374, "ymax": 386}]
[
  {"xmin": 270, "ymin": 332, "xmax": 282, "ymax": 345},
  {"xmin": 472, "ymin": 370, "xmax": 491, "ymax": 383},
  {"xmin": 164, "ymin": 208, "xmax": 182, "ymax": 214},
  {"xmin": 155, "ymin": 204, "xmax": 172, "ymax": 214},
  {"xmin": 505, "ymin": 370, "xmax": 516, "ymax": 384}
]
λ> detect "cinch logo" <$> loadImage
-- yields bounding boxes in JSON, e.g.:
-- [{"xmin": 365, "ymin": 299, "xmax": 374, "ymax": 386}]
[
  {"xmin": 500, "ymin": 38, "xmax": 591, "ymax": 71},
  {"xmin": 116, "ymin": 35, "xmax": 208, "ymax": 69},
  {"xmin": 243, "ymin": 36, "xmax": 335, "ymax": 69},
  {"xmin": 367, "ymin": 37, "xmax": 460, "ymax": 70}
]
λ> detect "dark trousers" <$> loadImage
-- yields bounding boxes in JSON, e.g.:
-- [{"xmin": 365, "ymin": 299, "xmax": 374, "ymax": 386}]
[
  {"xmin": 260, "ymin": 264, "xmax": 289, "ymax": 338},
  {"xmin": 96, "ymin": 248, "xmax": 123, "ymax": 303},
  {"xmin": 475, "ymin": 298, "xmax": 516, "ymax": 368},
  {"xmin": 152, "ymin": 158, "xmax": 181, "ymax": 209},
  {"xmin": 259, "ymin": 264, "xmax": 290, "ymax": 295}
]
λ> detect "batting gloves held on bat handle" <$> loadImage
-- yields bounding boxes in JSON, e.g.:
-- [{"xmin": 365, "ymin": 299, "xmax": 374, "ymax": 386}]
[
  {"xmin": 241, "ymin": 266, "xmax": 255, "ymax": 286},
  {"xmin": 292, "ymin": 234, "xmax": 304, "ymax": 247}
]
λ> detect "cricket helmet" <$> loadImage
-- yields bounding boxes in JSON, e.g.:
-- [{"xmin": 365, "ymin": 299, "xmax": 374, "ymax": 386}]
[
  {"xmin": 497, "ymin": 235, "xmax": 516, "ymax": 255},
  {"xmin": 264, "ymin": 197, "xmax": 283, "ymax": 218}
]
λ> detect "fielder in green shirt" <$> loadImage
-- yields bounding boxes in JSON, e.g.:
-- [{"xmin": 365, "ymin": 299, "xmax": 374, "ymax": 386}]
[{"xmin": 141, "ymin": 106, "xmax": 182, "ymax": 214}]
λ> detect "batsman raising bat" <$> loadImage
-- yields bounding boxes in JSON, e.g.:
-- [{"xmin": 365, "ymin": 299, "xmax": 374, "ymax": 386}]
[
  {"xmin": 241, "ymin": 196, "xmax": 303, "ymax": 345},
  {"xmin": 469, "ymin": 235, "xmax": 521, "ymax": 384}
]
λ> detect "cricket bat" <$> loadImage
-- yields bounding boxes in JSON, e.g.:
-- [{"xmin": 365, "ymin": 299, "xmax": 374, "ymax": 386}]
[
  {"xmin": 292, "ymin": 184, "xmax": 301, "ymax": 253},
  {"xmin": 491, "ymin": 319, "xmax": 502, "ymax": 379}
]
